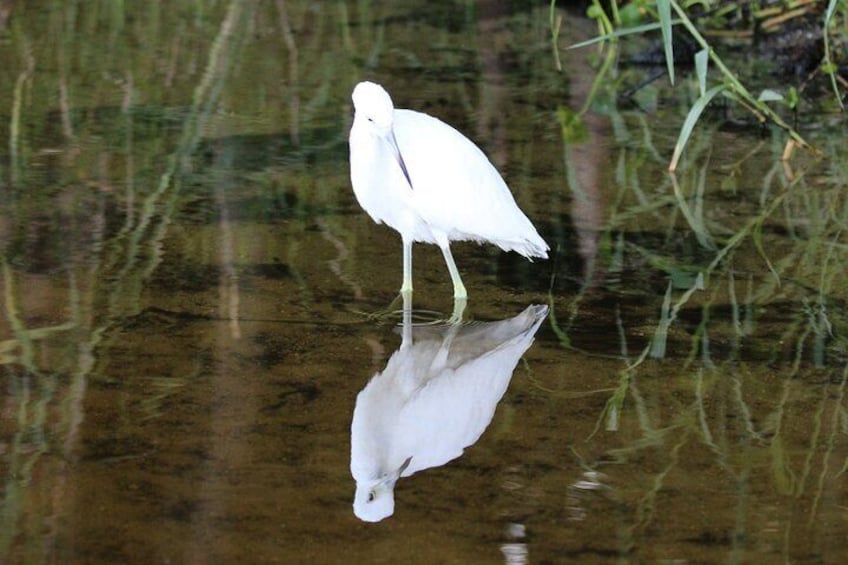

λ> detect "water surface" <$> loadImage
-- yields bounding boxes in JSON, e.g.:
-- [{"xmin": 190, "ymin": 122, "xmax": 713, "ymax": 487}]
[{"xmin": 0, "ymin": 1, "xmax": 846, "ymax": 563}]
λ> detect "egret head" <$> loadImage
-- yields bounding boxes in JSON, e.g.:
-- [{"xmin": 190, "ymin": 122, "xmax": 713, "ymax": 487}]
[
  {"xmin": 352, "ymin": 81, "xmax": 395, "ymax": 134},
  {"xmin": 353, "ymin": 479, "xmax": 396, "ymax": 523},
  {"xmin": 351, "ymin": 456, "xmax": 411, "ymax": 522}
]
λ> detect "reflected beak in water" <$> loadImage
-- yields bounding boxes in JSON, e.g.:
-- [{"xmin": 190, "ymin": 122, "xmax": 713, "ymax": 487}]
[
  {"xmin": 381, "ymin": 456, "xmax": 412, "ymax": 489},
  {"xmin": 397, "ymin": 455, "xmax": 412, "ymax": 476},
  {"xmin": 378, "ymin": 456, "xmax": 412, "ymax": 491}
]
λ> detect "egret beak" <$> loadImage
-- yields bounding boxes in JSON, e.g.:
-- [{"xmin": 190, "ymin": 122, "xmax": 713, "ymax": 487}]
[
  {"xmin": 388, "ymin": 129, "xmax": 414, "ymax": 190},
  {"xmin": 378, "ymin": 456, "xmax": 412, "ymax": 490},
  {"xmin": 372, "ymin": 456, "xmax": 412, "ymax": 503},
  {"xmin": 397, "ymin": 455, "xmax": 412, "ymax": 476}
]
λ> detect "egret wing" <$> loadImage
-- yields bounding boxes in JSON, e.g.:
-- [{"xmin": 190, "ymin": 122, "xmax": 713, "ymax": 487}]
[{"xmin": 392, "ymin": 109, "xmax": 547, "ymax": 257}]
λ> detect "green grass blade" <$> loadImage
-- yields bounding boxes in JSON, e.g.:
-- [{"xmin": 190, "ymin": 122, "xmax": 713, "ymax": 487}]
[
  {"xmin": 550, "ymin": 0, "xmax": 562, "ymax": 71},
  {"xmin": 667, "ymin": 0, "xmax": 814, "ymax": 152},
  {"xmin": 752, "ymin": 217, "xmax": 780, "ymax": 283},
  {"xmin": 668, "ymin": 84, "xmax": 726, "ymax": 171},
  {"xmin": 823, "ymin": 0, "xmax": 844, "ymax": 109},
  {"xmin": 650, "ymin": 281, "xmax": 673, "ymax": 359},
  {"xmin": 695, "ymin": 49, "xmax": 708, "ymax": 97},
  {"xmin": 566, "ymin": 20, "xmax": 680, "ymax": 50},
  {"xmin": 657, "ymin": 0, "xmax": 674, "ymax": 85},
  {"xmin": 670, "ymin": 172, "xmax": 715, "ymax": 250}
]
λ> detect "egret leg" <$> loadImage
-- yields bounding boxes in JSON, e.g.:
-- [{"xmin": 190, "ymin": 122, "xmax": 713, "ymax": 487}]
[
  {"xmin": 431, "ymin": 322, "xmax": 461, "ymax": 371},
  {"xmin": 400, "ymin": 295, "xmax": 413, "ymax": 350},
  {"xmin": 439, "ymin": 244, "xmax": 467, "ymax": 300},
  {"xmin": 449, "ymin": 296, "xmax": 467, "ymax": 324},
  {"xmin": 401, "ymin": 238, "xmax": 413, "ymax": 296}
]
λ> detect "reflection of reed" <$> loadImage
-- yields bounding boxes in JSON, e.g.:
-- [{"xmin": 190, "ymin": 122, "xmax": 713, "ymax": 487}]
[
  {"xmin": 0, "ymin": 0, "xmax": 12, "ymax": 32},
  {"xmin": 9, "ymin": 52, "xmax": 34, "ymax": 187},
  {"xmin": 102, "ymin": 0, "xmax": 246, "ymax": 324},
  {"xmin": 547, "ymin": 85, "xmax": 848, "ymax": 557},
  {"xmin": 476, "ymin": 0, "xmax": 508, "ymax": 169},
  {"xmin": 317, "ymin": 219, "xmax": 364, "ymax": 301},
  {"xmin": 0, "ymin": 261, "xmax": 76, "ymax": 557},
  {"xmin": 556, "ymin": 6, "xmax": 612, "ymax": 284},
  {"xmin": 275, "ymin": 0, "xmax": 300, "ymax": 146},
  {"xmin": 211, "ymin": 143, "xmax": 243, "ymax": 340},
  {"xmin": 0, "ymin": 1, "xmax": 249, "ymax": 559}
]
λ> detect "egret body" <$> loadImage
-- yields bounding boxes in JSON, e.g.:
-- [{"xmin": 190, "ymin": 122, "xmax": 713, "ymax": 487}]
[{"xmin": 349, "ymin": 81, "xmax": 548, "ymax": 300}]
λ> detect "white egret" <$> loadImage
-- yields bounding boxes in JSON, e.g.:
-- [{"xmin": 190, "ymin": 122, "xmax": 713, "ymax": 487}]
[
  {"xmin": 348, "ymin": 81, "xmax": 548, "ymax": 301},
  {"xmin": 350, "ymin": 304, "xmax": 548, "ymax": 522}
]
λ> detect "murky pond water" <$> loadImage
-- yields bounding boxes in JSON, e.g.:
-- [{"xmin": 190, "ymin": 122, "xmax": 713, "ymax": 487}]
[{"xmin": 1, "ymin": 1, "xmax": 846, "ymax": 563}]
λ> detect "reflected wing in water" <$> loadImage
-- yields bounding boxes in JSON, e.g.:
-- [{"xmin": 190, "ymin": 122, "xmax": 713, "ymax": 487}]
[{"xmin": 350, "ymin": 304, "xmax": 548, "ymax": 522}]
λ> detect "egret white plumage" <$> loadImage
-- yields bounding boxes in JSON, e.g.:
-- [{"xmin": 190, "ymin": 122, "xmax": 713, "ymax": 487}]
[
  {"xmin": 349, "ymin": 81, "xmax": 548, "ymax": 301},
  {"xmin": 350, "ymin": 304, "xmax": 548, "ymax": 522}
]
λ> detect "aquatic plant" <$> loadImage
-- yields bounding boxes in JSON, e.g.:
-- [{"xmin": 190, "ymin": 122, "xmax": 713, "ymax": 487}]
[{"xmin": 554, "ymin": 0, "xmax": 846, "ymax": 170}]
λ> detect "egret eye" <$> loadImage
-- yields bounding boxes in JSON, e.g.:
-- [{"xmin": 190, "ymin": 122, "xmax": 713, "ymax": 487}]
[{"xmin": 367, "ymin": 492, "xmax": 375, "ymax": 503}]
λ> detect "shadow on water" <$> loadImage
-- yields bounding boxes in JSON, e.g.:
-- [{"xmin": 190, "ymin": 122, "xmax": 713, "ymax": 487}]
[{"xmin": 0, "ymin": 0, "xmax": 846, "ymax": 563}]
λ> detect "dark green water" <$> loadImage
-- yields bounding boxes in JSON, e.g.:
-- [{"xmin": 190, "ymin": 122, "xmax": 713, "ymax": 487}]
[{"xmin": 0, "ymin": 1, "xmax": 846, "ymax": 563}]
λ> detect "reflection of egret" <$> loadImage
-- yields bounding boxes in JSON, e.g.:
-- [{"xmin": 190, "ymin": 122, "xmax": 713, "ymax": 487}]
[
  {"xmin": 348, "ymin": 81, "xmax": 548, "ymax": 304},
  {"xmin": 350, "ymin": 304, "xmax": 548, "ymax": 522}
]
